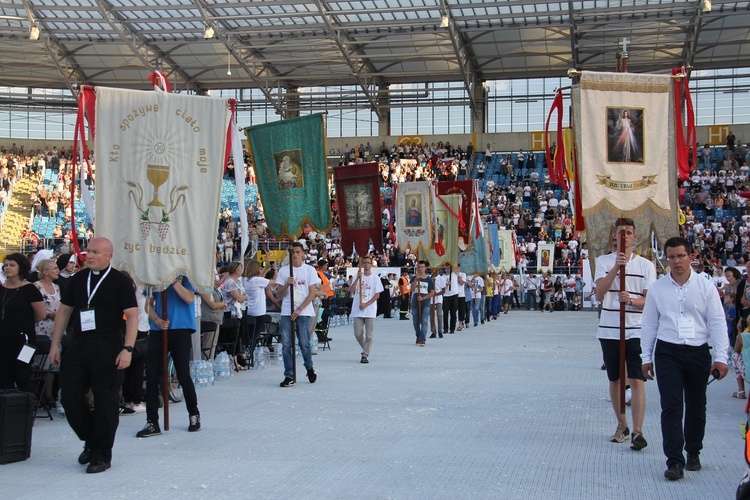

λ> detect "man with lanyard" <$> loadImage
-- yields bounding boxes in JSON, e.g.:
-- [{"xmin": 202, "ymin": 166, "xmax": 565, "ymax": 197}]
[
  {"xmin": 276, "ymin": 242, "xmax": 320, "ymax": 387},
  {"xmin": 430, "ymin": 268, "xmax": 445, "ymax": 339},
  {"xmin": 524, "ymin": 273, "xmax": 538, "ymax": 310},
  {"xmin": 411, "ymin": 260, "xmax": 435, "ymax": 346},
  {"xmin": 594, "ymin": 218, "xmax": 656, "ymax": 451},
  {"xmin": 443, "ymin": 264, "xmax": 463, "ymax": 333},
  {"xmin": 49, "ymin": 238, "xmax": 138, "ymax": 473},
  {"xmin": 136, "ymin": 275, "xmax": 201, "ymax": 438},
  {"xmin": 641, "ymin": 236, "xmax": 729, "ymax": 480},
  {"xmin": 350, "ymin": 256, "xmax": 383, "ymax": 363}
]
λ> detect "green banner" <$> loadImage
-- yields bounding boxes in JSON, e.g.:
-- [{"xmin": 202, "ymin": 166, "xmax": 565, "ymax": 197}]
[{"xmin": 244, "ymin": 114, "xmax": 331, "ymax": 239}]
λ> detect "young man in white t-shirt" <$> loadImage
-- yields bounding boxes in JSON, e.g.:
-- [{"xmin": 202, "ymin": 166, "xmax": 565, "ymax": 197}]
[
  {"xmin": 350, "ymin": 256, "xmax": 383, "ymax": 364},
  {"xmin": 594, "ymin": 218, "xmax": 656, "ymax": 450},
  {"xmin": 276, "ymin": 242, "xmax": 321, "ymax": 387},
  {"xmin": 430, "ymin": 270, "xmax": 446, "ymax": 338}
]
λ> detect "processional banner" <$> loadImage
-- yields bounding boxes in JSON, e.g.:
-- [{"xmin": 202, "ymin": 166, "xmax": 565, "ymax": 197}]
[
  {"xmin": 421, "ymin": 194, "xmax": 460, "ymax": 268},
  {"xmin": 491, "ymin": 229, "xmax": 516, "ymax": 272},
  {"xmin": 95, "ymin": 87, "xmax": 228, "ymax": 291},
  {"xmin": 537, "ymin": 242, "xmax": 555, "ymax": 275},
  {"xmin": 395, "ymin": 181, "xmax": 432, "ymax": 254},
  {"xmin": 437, "ymin": 180, "xmax": 473, "ymax": 250},
  {"xmin": 458, "ymin": 223, "xmax": 491, "ymax": 274},
  {"xmin": 572, "ymin": 71, "xmax": 678, "ymax": 262},
  {"xmin": 333, "ymin": 162, "xmax": 383, "ymax": 256},
  {"xmin": 244, "ymin": 114, "xmax": 331, "ymax": 239}
]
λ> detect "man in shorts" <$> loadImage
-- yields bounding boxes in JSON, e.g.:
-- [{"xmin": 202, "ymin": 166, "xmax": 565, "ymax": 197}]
[{"xmin": 594, "ymin": 218, "xmax": 656, "ymax": 451}]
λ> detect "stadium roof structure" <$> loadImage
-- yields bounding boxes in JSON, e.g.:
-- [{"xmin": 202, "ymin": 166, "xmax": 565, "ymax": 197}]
[{"xmin": 0, "ymin": 0, "xmax": 749, "ymax": 115}]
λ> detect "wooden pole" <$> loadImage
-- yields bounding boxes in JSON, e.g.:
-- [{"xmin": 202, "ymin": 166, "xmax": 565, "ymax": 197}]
[
  {"xmin": 618, "ymin": 226, "xmax": 627, "ymax": 415},
  {"xmin": 289, "ymin": 247, "xmax": 296, "ymax": 383},
  {"xmin": 161, "ymin": 291, "xmax": 170, "ymax": 430}
]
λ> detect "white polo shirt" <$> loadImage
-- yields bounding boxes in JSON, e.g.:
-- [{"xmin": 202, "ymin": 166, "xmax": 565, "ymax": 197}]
[{"xmin": 350, "ymin": 273, "xmax": 384, "ymax": 319}]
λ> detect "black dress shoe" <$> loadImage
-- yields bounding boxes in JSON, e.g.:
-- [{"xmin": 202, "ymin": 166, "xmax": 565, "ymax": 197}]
[
  {"xmin": 78, "ymin": 448, "xmax": 92, "ymax": 465},
  {"xmin": 686, "ymin": 454, "xmax": 701, "ymax": 471},
  {"xmin": 86, "ymin": 460, "xmax": 111, "ymax": 473},
  {"xmin": 664, "ymin": 462, "xmax": 684, "ymax": 480}
]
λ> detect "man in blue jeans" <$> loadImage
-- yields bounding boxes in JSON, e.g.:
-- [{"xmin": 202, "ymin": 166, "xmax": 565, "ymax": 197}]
[
  {"xmin": 411, "ymin": 260, "xmax": 435, "ymax": 346},
  {"xmin": 276, "ymin": 242, "xmax": 321, "ymax": 387},
  {"xmin": 137, "ymin": 276, "xmax": 200, "ymax": 438}
]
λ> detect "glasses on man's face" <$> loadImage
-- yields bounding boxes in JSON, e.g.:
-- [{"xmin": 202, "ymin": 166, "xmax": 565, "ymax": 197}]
[{"xmin": 666, "ymin": 253, "xmax": 689, "ymax": 261}]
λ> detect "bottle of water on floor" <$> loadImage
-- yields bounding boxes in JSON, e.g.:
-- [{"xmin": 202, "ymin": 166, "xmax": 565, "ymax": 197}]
[
  {"xmin": 261, "ymin": 346, "xmax": 270, "ymax": 368},
  {"xmin": 206, "ymin": 360, "xmax": 214, "ymax": 386},
  {"xmin": 253, "ymin": 346, "xmax": 262, "ymax": 370},
  {"xmin": 56, "ymin": 388, "xmax": 65, "ymax": 418},
  {"xmin": 215, "ymin": 352, "xmax": 231, "ymax": 380}
]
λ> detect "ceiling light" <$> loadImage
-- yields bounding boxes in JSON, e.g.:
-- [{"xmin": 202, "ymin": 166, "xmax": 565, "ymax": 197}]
[
  {"xmin": 700, "ymin": 0, "xmax": 711, "ymax": 12},
  {"xmin": 440, "ymin": 15, "xmax": 449, "ymax": 28},
  {"xmin": 29, "ymin": 26, "xmax": 40, "ymax": 40},
  {"xmin": 203, "ymin": 26, "xmax": 214, "ymax": 39}
]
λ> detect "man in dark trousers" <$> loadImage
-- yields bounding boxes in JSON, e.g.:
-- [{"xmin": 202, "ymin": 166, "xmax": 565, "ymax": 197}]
[
  {"xmin": 641, "ymin": 237, "xmax": 729, "ymax": 480},
  {"xmin": 136, "ymin": 275, "xmax": 201, "ymax": 438},
  {"xmin": 49, "ymin": 238, "xmax": 139, "ymax": 473}
]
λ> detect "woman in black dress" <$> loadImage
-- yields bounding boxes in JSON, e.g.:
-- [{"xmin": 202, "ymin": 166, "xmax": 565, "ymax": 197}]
[{"xmin": 0, "ymin": 253, "xmax": 46, "ymax": 392}]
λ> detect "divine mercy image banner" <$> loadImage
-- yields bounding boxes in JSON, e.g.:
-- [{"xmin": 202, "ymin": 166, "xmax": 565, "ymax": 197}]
[{"xmin": 606, "ymin": 107, "xmax": 644, "ymax": 164}]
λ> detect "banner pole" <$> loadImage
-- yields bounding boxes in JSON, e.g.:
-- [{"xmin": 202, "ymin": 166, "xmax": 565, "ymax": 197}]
[
  {"xmin": 161, "ymin": 292, "xmax": 170, "ymax": 430},
  {"xmin": 618, "ymin": 227, "xmax": 626, "ymax": 415},
  {"xmin": 289, "ymin": 247, "xmax": 296, "ymax": 384}
]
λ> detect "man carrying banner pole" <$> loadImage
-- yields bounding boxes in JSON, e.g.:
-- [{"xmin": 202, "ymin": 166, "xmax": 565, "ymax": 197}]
[
  {"xmin": 276, "ymin": 242, "xmax": 320, "ymax": 387},
  {"xmin": 594, "ymin": 218, "xmax": 655, "ymax": 450}
]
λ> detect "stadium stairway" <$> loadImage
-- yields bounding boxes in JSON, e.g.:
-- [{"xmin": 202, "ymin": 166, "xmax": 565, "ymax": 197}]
[{"xmin": 0, "ymin": 176, "xmax": 37, "ymax": 253}]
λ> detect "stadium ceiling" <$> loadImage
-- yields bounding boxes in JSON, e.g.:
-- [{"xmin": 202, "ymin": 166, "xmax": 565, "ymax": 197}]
[{"xmin": 0, "ymin": 0, "xmax": 749, "ymax": 115}]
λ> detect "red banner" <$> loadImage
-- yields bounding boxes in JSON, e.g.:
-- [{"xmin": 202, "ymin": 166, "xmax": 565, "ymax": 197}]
[{"xmin": 333, "ymin": 163, "xmax": 383, "ymax": 256}]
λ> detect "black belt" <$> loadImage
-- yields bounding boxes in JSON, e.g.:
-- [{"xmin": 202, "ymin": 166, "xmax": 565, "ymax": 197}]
[{"xmin": 656, "ymin": 340, "xmax": 709, "ymax": 351}]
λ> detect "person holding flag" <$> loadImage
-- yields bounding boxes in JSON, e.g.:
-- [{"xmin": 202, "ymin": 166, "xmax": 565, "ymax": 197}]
[
  {"xmin": 594, "ymin": 217, "xmax": 656, "ymax": 451},
  {"xmin": 411, "ymin": 261, "xmax": 435, "ymax": 347},
  {"xmin": 276, "ymin": 242, "xmax": 320, "ymax": 387}
]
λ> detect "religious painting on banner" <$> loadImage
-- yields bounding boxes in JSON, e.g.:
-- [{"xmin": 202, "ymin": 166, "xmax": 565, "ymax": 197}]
[
  {"xmin": 333, "ymin": 162, "xmax": 382, "ymax": 256},
  {"xmin": 395, "ymin": 181, "xmax": 432, "ymax": 254},
  {"xmin": 94, "ymin": 87, "xmax": 228, "ymax": 291},
  {"xmin": 437, "ymin": 180, "xmax": 473, "ymax": 250},
  {"xmin": 572, "ymin": 71, "xmax": 678, "ymax": 263},
  {"xmin": 245, "ymin": 113, "xmax": 331, "ymax": 239},
  {"xmin": 537, "ymin": 242, "xmax": 555, "ymax": 275},
  {"xmin": 495, "ymin": 230, "xmax": 516, "ymax": 272},
  {"xmin": 421, "ymin": 194, "xmax": 460, "ymax": 269}
]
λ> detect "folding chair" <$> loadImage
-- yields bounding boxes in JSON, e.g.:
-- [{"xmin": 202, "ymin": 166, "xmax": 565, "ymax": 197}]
[
  {"xmin": 216, "ymin": 316, "xmax": 242, "ymax": 357},
  {"xmin": 30, "ymin": 337, "xmax": 53, "ymax": 421},
  {"xmin": 200, "ymin": 321, "xmax": 220, "ymax": 361},
  {"xmin": 315, "ymin": 315, "xmax": 332, "ymax": 351}
]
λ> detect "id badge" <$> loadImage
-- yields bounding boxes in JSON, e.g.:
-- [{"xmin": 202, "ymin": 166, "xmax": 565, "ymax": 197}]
[
  {"xmin": 80, "ymin": 309, "xmax": 96, "ymax": 331},
  {"xmin": 17, "ymin": 343, "xmax": 35, "ymax": 364},
  {"xmin": 678, "ymin": 315, "xmax": 695, "ymax": 339}
]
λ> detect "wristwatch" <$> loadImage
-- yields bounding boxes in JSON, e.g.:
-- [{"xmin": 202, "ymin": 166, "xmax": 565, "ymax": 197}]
[{"xmin": 122, "ymin": 345, "xmax": 134, "ymax": 353}]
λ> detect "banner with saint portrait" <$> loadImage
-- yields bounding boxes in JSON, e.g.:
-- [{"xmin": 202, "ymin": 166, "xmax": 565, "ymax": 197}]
[
  {"xmin": 333, "ymin": 162, "xmax": 382, "ymax": 256},
  {"xmin": 94, "ymin": 87, "xmax": 228, "ymax": 291},
  {"xmin": 437, "ymin": 180, "xmax": 474, "ymax": 250},
  {"xmin": 489, "ymin": 229, "xmax": 516, "ymax": 273},
  {"xmin": 244, "ymin": 113, "xmax": 331, "ymax": 239},
  {"xmin": 536, "ymin": 242, "xmax": 554, "ymax": 275},
  {"xmin": 572, "ymin": 71, "xmax": 678, "ymax": 262},
  {"xmin": 395, "ymin": 181, "xmax": 432, "ymax": 254}
]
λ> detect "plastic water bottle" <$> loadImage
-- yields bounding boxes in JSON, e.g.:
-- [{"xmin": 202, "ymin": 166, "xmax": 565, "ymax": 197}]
[
  {"xmin": 261, "ymin": 346, "xmax": 270, "ymax": 368},
  {"xmin": 56, "ymin": 388, "xmax": 65, "ymax": 418},
  {"xmin": 215, "ymin": 353, "xmax": 230, "ymax": 381},
  {"xmin": 311, "ymin": 333, "xmax": 319, "ymax": 355},
  {"xmin": 275, "ymin": 343, "xmax": 283, "ymax": 364},
  {"xmin": 190, "ymin": 360, "xmax": 199, "ymax": 387},
  {"xmin": 206, "ymin": 360, "xmax": 214, "ymax": 386},
  {"xmin": 253, "ymin": 346, "xmax": 262, "ymax": 370}
]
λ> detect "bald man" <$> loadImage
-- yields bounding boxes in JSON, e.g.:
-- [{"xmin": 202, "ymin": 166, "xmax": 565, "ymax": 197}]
[{"xmin": 50, "ymin": 237, "xmax": 139, "ymax": 473}]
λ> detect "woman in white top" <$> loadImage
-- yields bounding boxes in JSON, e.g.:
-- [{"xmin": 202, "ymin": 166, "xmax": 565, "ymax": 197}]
[
  {"xmin": 219, "ymin": 261, "xmax": 248, "ymax": 367},
  {"xmin": 33, "ymin": 258, "xmax": 60, "ymax": 401},
  {"xmin": 242, "ymin": 261, "xmax": 276, "ymax": 354}
]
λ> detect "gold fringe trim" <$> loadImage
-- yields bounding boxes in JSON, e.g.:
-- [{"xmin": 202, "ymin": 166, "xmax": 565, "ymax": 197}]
[
  {"xmin": 581, "ymin": 198, "xmax": 675, "ymax": 220},
  {"xmin": 580, "ymin": 81, "xmax": 669, "ymax": 93}
]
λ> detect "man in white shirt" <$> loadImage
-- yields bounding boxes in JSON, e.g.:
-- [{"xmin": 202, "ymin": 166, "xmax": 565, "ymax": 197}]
[
  {"xmin": 524, "ymin": 273, "xmax": 538, "ymax": 310},
  {"xmin": 640, "ymin": 236, "xmax": 729, "ymax": 480},
  {"xmin": 456, "ymin": 265, "xmax": 468, "ymax": 330},
  {"xmin": 430, "ymin": 270, "xmax": 445, "ymax": 338},
  {"xmin": 276, "ymin": 242, "xmax": 321, "ymax": 387},
  {"xmin": 442, "ymin": 264, "xmax": 463, "ymax": 334},
  {"xmin": 350, "ymin": 256, "xmax": 383, "ymax": 364},
  {"xmin": 501, "ymin": 273, "xmax": 515, "ymax": 314},
  {"xmin": 471, "ymin": 272, "xmax": 484, "ymax": 326},
  {"xmin": 595, "ymin": 218, "xmax": 656, "ymax": 450}
]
